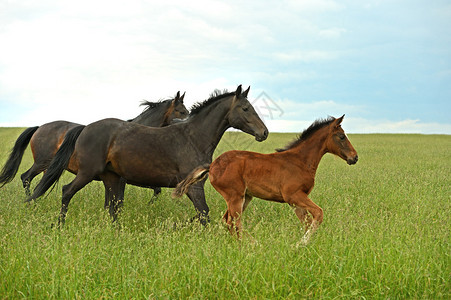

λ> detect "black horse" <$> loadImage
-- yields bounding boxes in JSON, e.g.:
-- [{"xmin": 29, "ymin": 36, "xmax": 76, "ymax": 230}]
[
  {"xmin": 0, "ymin": 92, "xmax": 188, "ymax": 199},
  {"xmin": 29, "ymin": 85, "xmax": 268, "ymax": 225}
]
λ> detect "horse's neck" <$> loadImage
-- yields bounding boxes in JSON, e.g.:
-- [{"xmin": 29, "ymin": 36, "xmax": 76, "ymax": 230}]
[
  {"xmin": 132, "ymin": 105, "xmax": 168, "ymax": 127},
  {"xmin": 290, "ymin": 129, "xmax": 329, "ymax": 173},
  {"xmin": 184, "ymin": 99, "xmax": 231, "ymax": 157}
]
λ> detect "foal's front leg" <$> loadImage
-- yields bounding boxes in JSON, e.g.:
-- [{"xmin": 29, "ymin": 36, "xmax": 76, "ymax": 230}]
[{"xmin": 285, "ymin": 191, "xmax": 323, "ymax": 245}]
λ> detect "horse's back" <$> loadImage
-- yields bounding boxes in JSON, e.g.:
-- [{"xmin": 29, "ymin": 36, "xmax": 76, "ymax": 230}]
[{"xmin": 30, "ymin": 120, "xmax": 81, "ymax": 160}]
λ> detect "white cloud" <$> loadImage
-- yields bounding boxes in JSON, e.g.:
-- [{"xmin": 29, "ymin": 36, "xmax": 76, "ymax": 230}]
[
  {"xmin": 345, "ymin": 118, "xmax": 451, "ymax": 134},
  {"xmin": 0, "ymin": 0, "xmax": 450, "ymax": 135},
  {"xmin": 285, "ymin": 0, "xmax": 342, "ymax": 13},
  {"xmin": 265, "ymin": 99, "xmax": 365, "ymax": 120},
  {"xmin": 319, "ymin": 27, "xmax": 347, "ymax": 39},
  {"xmin": 274, "ymin": 50, "xmax": 338, "ymax": 63}
]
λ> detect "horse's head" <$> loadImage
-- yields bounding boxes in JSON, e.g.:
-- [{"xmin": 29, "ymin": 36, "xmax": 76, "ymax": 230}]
[
  {"xmin": 227, "ymin": 85, "xmax": 268, "ymax": 142},
  {"xmin": 167, "ymin": 91, "xmax": 189, "ymax": 122},
  {"xmin": 326, "ymin": 115, "xmax": 358, "ymax": 165}
]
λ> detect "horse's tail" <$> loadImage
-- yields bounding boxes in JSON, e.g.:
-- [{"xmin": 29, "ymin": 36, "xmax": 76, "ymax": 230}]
[
  {"xmin": 172, "ymin": 164, "xmax": 210, "ymax": 198},
  {"xmin": 0, "ymin": 126, "xmax": 39, "ymax": 188},
  {"xmin": 27, "ymin": 125, "xmax": 85, "ymax": 201}
]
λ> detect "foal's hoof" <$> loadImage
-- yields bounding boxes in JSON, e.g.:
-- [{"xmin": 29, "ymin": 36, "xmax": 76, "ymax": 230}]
[{"xmin": 296, "ymin": 237, "xmax": 310, "ymax": 248}]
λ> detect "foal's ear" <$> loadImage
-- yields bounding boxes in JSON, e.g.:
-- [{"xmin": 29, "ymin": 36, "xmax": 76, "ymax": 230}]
[
  {"xmin": 235, "ymin": 84, "xmax": 243, "ymax": 96},
  {"xmin": 334, "ymin": 114, "xmax": 345, "ymax": 127},
  {"xmin": 242, "ymin": 86, "xmax": 250, "ymax": 98}
]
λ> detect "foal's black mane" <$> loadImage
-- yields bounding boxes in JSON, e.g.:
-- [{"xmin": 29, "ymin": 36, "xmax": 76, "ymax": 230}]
[
  {"xmin": 127, "ymin": 99, "xmax": 172, "ymax": 122},
  {"xmin": 276, "ymin": 116, "xmax": 336, "ymax": 152},
  {"xmin": 189, "ymin": 89, "xmax": 234, "ymax": 116}
]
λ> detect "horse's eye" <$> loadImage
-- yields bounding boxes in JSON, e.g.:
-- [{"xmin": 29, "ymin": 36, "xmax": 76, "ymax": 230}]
[
  {"xmin": 242, "ymin": 106, "xmax": 249, "ymax": 112},
  {"xmin": 339, "ymin": 134, "xmax": 346, "ymax": 140}
]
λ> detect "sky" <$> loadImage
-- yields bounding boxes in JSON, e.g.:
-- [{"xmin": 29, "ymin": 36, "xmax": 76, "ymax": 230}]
[{"xmin": 0, "ymin": 0, "xmax": 450, "ymax": 134}]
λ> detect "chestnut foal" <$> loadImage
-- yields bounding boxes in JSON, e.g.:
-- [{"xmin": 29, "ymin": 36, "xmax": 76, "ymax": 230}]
[{"xmin": 174, "ymin": 115, "xmax": 358, "ymax": 245}]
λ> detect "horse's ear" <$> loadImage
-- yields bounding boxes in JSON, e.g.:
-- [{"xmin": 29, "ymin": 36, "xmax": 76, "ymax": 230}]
[
  {"xmin": 179, "ymin": 92, "xmax": 185, "ymax": 103},
  {"xmin": 175, "ymin": 91, "xmax": 181, "ymax": 101},
  {"xmin": 335, "ymin": 114, "xmax": 345, "ymax": 127},
  {"xmin": 235, "ymin": 85, "xmax": 242, "ymax": 97},
  {"xmin": 242, "ymin": 86, "xmax": 250, "ymax": 98}
]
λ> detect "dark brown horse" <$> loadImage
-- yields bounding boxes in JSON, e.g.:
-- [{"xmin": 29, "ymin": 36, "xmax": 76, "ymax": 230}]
[
  {"xmin": 29, "ymin": 85, "xmax": 268, "ymax": 225},
  {"xmin": 0, "ymin": 92, "xmax": 188, "ymax": 198},
  {"xmin": 174, "ymin": 115, "xmax": 358, "ymax": 245}
]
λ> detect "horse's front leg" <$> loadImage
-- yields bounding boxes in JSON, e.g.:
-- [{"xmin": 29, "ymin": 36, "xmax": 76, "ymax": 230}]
[
  {"xmin": 185, "ymin": 181, "xmax": 210, "ymax": 226},
  {"xmin": 285, "ymin": 191, "xmax": 323, "ymax": 246},
  {"xmin": 101, "ymin": 174, "xmax": 125, "ymax": 222}
]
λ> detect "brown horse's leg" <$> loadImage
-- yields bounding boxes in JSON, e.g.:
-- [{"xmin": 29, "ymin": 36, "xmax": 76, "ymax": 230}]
[
  {"xmin": 285, "ymin": 192, "xmax": 323, "ymax": 245},
  {"xmin": 242, "ymin": 193, "xmax": 253, "ymax": 212},
  {"xmin": 223, "ymin": 194, "xmax": 251, "ymax": 228},
  {"xmin": 224, "ymin": 195, "xmax": 246, "ymax": 237},
  {"xmin": 293, "ymin": 207, "xmax": 312, "ymax": 232},
  {"xmin": 20, "ymin": 163, "xmax": 47, "ymax": 196}
]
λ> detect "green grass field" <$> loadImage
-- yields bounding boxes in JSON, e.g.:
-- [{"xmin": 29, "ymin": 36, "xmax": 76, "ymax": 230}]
[{"xmin": 0, "ymin": 128, "xmax": 449, "ymax": 299}]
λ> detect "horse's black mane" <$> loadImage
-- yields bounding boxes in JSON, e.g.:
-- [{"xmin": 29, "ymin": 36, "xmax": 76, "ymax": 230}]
[
  {"xmin": 127, "ymin": 99, "xmax": 172, "ymax": 122},
  {"xmin": 140, "ymin": 99, "xmax": 172, "ymax": 112},
  {"xmin": 190, "ymin": 89, "xmax": 234, "ymax": 116},
  {"xmin": 276, "ymin": 116, "xmax": 336, "ymax": 152}
]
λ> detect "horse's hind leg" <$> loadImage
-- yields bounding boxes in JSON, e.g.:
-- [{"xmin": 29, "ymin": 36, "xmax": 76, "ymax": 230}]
[
  {"xmin": 242, "ymin": 193, "xmax": 253, "ymax": 212},
  {"xmin": 101, "ymin": 173, "xmax": 124, "ymax": 222},
  {"xmin": 186, "ymin": 182, "xmax": 210, "ymax": 225},
  {"xmin": 224, "ymin": 193, "xmax": 252, "ymax": 234},
  {"xmin": 20, "ymin": 163, "xmax": 47, "ymax": 196},
  {"xmin": 224, "ymin": 195, "xmax": 246, "ymax": 237},
  {"xmin": 59, "ymin": 174, "xmax": 93, "ymax": 226},
  {"xmin": 103, "ymin": 177, "xmax": 126, "ymax": 211}
]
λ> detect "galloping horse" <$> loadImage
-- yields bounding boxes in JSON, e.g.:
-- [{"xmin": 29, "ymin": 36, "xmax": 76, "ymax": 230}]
[
  {"xmin": 29, "ymin": 85, "xmax": 268, "ymax": 225},
  {"xmin": 174, "ymin": 115, "xmax": 358, "ymax": 245},
  {"xmin": 0, "ymin": 92, "xmax": 188, "ymax": 198}
]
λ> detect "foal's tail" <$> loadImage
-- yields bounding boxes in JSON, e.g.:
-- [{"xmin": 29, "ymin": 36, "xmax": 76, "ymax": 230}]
[
  {"xmin": 172, "ymin": 164, "xmax": 210, "ymax": 198},
  {"xmin": 0, "ymin": 126, "xmax": 39, "ymax": 188},
  {"xmin": 27, "ymin": 125, "xmax": 85, "ymax": 201}
]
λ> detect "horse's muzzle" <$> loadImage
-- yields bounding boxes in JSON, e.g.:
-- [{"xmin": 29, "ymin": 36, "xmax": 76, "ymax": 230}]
[
  {"xmin": 255, "ymin": 129, "xmax": 268, "ymax": 142},
  {"xmin": 347, "ymin": 155, "xmax": 358, "ymax": 165}
]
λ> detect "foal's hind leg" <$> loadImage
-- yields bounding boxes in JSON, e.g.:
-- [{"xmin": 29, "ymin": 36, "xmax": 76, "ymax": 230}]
[{"xmin": 224, "ymin": 195, "xmax": 245, "ymax": 237}]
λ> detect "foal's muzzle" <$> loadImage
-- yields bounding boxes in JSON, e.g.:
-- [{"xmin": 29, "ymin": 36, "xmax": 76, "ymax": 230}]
[{"xmin": 347, "ymin": 155, "xmax": 358, "ymax": 165}]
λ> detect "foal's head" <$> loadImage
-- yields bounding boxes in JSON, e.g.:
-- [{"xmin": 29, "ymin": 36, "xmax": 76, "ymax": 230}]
[
  {"xmin": 325, "ymin": 115, "xmax": 358, "ymax": 165},
  {"xmin": 227, "ymin": 85, "xmax": 269, "ymax": 142}
]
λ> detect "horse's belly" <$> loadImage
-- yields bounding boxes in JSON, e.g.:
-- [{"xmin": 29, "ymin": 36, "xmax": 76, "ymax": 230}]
[
  {"xmin": 246, "ymin": 183, "xmax": 284, "ymax": 202},
  {"xmin": 116, "ymin": 165, "xmax": 179, "ymax": 188}
]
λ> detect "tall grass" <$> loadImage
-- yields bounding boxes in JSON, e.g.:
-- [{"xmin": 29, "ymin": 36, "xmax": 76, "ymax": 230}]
[{"xmin": 0, "ymin": 128, "xmax": 449, "ymax": 298}]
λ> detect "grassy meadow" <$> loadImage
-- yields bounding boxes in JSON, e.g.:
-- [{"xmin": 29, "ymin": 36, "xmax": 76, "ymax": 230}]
[{"xmin": 0, "ymin": 127, "xmax": 449, "ymax": 299}]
